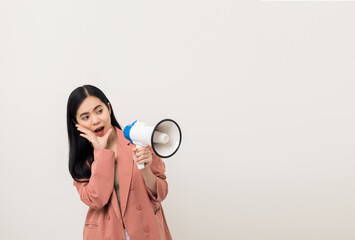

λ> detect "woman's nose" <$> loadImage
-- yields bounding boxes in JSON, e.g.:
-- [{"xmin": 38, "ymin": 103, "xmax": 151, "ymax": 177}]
[{"xmin": 92, "ymin": 116, "xmax": 101, "ymax": 125}]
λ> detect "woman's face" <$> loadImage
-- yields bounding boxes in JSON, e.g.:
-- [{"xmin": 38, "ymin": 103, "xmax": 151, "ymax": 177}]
[{"xmin": 75, "ymin": 96, "xmax": 112, "ymax": 136}]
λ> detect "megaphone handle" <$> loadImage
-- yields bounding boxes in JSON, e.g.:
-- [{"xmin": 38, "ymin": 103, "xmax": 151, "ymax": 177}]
[{"xmin": 135, "ymin": 144, "xmax": 145, "ymax": 170}]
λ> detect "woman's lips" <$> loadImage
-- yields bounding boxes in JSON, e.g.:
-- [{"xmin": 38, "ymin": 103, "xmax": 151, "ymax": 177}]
[{"xmin": 95, "ymin": 127, "xmax": 105, "ymax": 135}]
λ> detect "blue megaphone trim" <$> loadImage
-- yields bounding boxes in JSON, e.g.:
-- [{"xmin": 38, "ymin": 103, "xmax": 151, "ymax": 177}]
[{"xmin": 123, "ymin": 120, "xmax": 137, "ymax": 144}]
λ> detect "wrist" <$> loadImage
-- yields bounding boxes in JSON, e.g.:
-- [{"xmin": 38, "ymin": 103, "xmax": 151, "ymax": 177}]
[{"xmin": 140, "ymin": 167, "xmax": 152, "ymax": 176}]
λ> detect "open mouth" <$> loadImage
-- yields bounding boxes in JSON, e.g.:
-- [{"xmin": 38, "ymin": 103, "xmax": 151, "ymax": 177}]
[{"xmin": 95, "ymin": 127, "xmax": 104, "ymax": 134}]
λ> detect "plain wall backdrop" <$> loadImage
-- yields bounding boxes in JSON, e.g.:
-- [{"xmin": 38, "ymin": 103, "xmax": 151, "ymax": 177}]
[{"xmin": 0, "ymin": 1, "xmax": 354, "ymax": 239}]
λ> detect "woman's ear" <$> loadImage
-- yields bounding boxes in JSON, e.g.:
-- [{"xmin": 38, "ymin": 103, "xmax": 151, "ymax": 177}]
[
  {"xmin": 108, "ymin": 102, "xmax": 112, "ymax": 114},
  {"xmin": 72, "ymin": 119, "xmax": 77, "ymax": 124}
]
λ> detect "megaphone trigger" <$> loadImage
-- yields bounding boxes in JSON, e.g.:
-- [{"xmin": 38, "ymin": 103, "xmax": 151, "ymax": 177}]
[{"xmin": 133, "ymin": 143, "xmax": 146, "ymax": 170}]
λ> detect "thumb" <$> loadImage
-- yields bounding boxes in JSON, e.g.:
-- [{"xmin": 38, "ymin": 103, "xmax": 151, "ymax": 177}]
[{"xmin": 104, "ymin": 128, "xmax": 113, "ymax": 139}]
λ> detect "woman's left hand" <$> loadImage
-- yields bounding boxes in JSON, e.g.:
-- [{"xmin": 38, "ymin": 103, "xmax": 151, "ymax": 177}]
[{"xmin": 132, "ymin": 146, "xmax": 153, "ymax": 171}]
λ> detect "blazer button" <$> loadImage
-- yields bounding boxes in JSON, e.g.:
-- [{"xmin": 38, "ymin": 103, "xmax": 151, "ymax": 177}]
[
  {"xmin": 130, "ymin": 184, "xmax": 135, "ymax": 191},
  {"xmin": 144, "ymin": 226, "xmax": 150, "ymax": 233},
  {"xmin": 136, "ymin": 204, "xmax": 142, "ymax": 211}
]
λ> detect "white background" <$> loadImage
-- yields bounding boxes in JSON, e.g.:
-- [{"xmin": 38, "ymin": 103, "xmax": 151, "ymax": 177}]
[{"xmin": 0, "ymin": 1, "xmax": 354, "ymax": 239}]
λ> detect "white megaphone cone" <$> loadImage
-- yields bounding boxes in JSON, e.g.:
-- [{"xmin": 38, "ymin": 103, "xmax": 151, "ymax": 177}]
[{"xmin": 123, "ymin": 119, "xmax": 182, "ymax": 169}]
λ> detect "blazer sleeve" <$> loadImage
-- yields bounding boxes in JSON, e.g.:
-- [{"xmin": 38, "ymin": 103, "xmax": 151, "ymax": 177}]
[
  {"xmin": 144, "ymin": 146, "xmax": 168, "ymax": 202},
  {"xmin": 73, "ymin": 148, "xmax": 115, "ymax": 210}
]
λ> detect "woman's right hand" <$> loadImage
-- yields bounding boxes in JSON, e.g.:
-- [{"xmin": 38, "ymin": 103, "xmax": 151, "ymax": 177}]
[{"xmin": 76, "ymin": 124, "xmax": 113, "ymax": 149}]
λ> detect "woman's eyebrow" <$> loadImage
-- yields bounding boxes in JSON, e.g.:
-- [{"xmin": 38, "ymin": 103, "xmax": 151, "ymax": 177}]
[{"xmin": 79, "ymin": 105, "xmax": 102, "ymax": 117}]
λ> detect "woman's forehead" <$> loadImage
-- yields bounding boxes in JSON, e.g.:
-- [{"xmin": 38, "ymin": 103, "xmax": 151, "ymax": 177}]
[{"xmin": 77, "ymin": 96, "xmax": 103, "ymax": 115}]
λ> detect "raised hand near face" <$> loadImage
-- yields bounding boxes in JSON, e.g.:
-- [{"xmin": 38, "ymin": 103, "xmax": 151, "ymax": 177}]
[{"xmin": 76, "ymin": 124, "xmax": 113, "ymax": 149}]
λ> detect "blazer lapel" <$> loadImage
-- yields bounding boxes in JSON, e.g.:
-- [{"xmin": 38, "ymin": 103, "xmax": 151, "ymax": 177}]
[{"xmin": 112, "ymin": 126, "xmax": 133, "ymax": 218}]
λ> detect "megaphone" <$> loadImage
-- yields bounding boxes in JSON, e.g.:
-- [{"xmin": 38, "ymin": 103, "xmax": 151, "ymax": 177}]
[{"xmin": 123, "ymin": 119, "xmax": 182, "ymax": 169}]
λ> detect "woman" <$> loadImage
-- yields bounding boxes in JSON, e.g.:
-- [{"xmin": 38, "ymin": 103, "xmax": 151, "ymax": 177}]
[{"xmin": 67, "ymin": 85, "xmax": 172, "ymax": 240}]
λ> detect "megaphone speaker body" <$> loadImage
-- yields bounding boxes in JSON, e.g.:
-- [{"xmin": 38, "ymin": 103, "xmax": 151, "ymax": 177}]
[{"xmin": 124, "ymin": 119, "xmax": 182, "ymax": 169}]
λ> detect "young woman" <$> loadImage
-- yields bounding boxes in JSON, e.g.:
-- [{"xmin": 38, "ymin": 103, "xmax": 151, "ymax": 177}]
[{"xmin": 67, "ymin": 85, "xmax": 172, "ymax": 240}]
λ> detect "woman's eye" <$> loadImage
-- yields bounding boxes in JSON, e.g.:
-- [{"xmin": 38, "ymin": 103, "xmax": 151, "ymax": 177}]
[
  {"xmin": 98, "ymin": 109, "xmax": 102, "ymax": 114},
  {"xmin": 82, "ymin": 116, "xmax": 88, "ymax": 120}
]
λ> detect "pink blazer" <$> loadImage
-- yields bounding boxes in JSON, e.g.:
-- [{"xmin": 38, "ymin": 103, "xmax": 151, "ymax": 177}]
[{"xmin": 73, "ymin": 126, "xmax": 172, "ymax": 240}]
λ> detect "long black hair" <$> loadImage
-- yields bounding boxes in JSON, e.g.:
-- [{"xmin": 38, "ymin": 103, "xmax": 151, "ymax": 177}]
[{"xmin": 67, "ymin": 85, "xmax": 122, "ymax": 182}]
